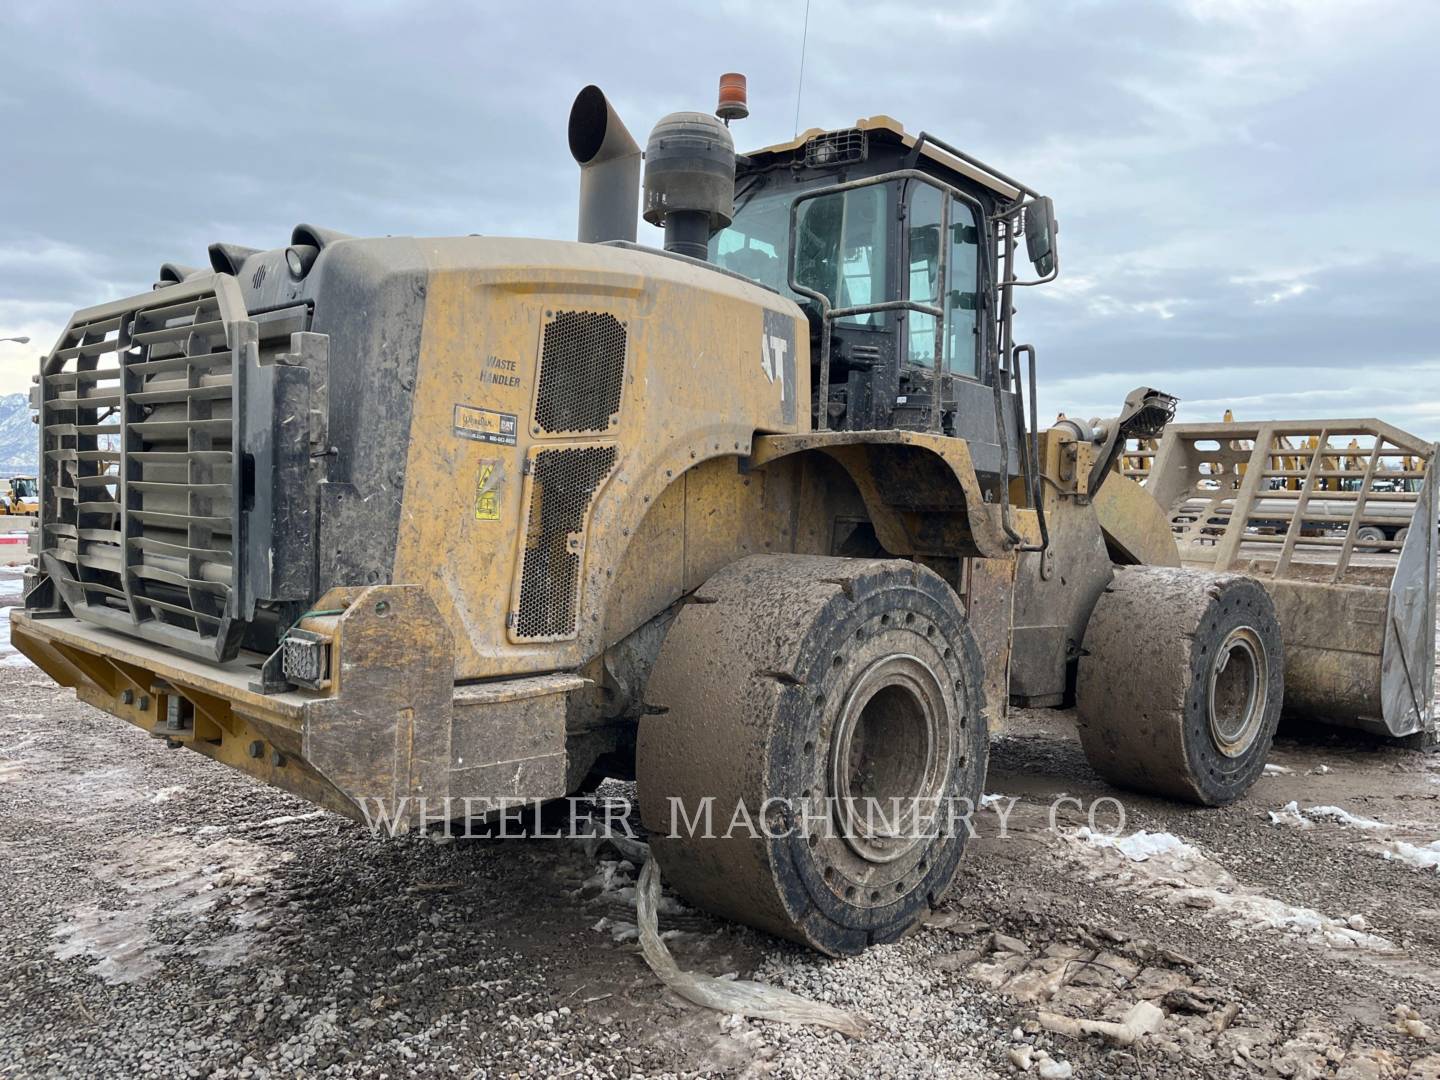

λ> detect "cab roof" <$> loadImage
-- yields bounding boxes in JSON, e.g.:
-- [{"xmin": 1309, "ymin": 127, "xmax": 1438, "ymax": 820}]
[{"xmin": 744, "ymin": 116, "xmax": 1024, "ymax": 201}]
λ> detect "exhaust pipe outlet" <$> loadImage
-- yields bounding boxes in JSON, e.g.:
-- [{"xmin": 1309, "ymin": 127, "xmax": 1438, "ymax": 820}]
[
  {"xmin": 291, "ymin": 224, "xmax": 353, "ymax": 251},
  {"xmin": 208, "ymin": 243, "xmax": 262, "ymax": 276},
  {"xmin": 642, "ymin": 112, "xmax": 735, "ymax": 261},
  {"xmin": 568, "ymin": 85, "xmax": 641, "ymax": 244},
  {"xmin": 287, "ymin": 225, "xmax": 353, "ymax": 280},
  {"xmin": 156, "ymin": 263, "xmax": 205, "ymax": 289}
]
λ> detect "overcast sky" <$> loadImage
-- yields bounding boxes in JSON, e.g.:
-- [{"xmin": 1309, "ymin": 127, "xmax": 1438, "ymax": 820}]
[{"xmin": 2, "ymin": 0, "xmax": 1437, "ymax": 436}]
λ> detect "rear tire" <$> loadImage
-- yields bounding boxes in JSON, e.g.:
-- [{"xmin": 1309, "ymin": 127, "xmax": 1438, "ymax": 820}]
[
  {"xmin": 637, "ymin": 555, "xmax": 987, "ymax": 955},
  {"xmin": 1076, "ymin": 567, "xmax": 1284, "ymax": 806}
]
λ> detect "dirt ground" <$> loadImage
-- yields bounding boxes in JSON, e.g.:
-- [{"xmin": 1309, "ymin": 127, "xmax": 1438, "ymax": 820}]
[{"xmin": 2, "ymin": 561, "xmax": 1438, "ymax": 1079}]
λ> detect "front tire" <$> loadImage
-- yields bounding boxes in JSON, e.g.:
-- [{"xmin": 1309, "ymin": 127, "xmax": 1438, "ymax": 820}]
[
  {"xmin": 637, "ymin": 555, "xmax": 987, "ymax": 955},
  {"xmin": 1076, "ymin": 567, "xmax": 1284, "ymax": 806}
]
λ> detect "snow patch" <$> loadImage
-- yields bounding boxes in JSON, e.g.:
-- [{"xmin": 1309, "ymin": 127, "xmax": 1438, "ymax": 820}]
[
  {"xmin": 581, "ymin": 858, "xmax": 638, "ymax": 902},
  {"xmin": 1062, "ymin": 824, "xmax": 1397, "ymax": 953},
  {"xmin": 1302, "ymin": 805, "xmax": 1390, "ymax": 830},
  {"xmin": 591, "ymin": 916, "xmax": 640, "ymax": 944},
  {"xmin": 0, "ymin": 606, "xmax": 34, "ymax": 668},
  {"xmin": 1073, "ymin": 827, "xmax": 1199, "ymax": 862},
  {"xmin": 1382, "ymin": 840, "xmax": 1440, "ymax": 872},
  {"xmin": 577, "ymin": 857, "xmax": 685, "ymax": 915},
  {"xmin": 1171, "ymin": 887, "xmax": 1397, "ymax": 951},
  {"xmin": 1267, "ymin": 801, "xmax": 1390, "ymax": 830},
  {"xmin": 1268, "ymin": 801, "xmax": 1314, "ymax": 829},
  {"xmin": 50, "ymin": 834, "xmax": 291, "ymax": 984},
  {"xmin": 193, "ymin": 810, "xmax": 329, "ymax": 835}
]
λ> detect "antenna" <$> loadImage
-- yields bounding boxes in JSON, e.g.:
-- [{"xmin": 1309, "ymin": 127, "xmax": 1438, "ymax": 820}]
[{"xmin": 793, "ymin": 0, "xmax": 811, "ymax": 138}]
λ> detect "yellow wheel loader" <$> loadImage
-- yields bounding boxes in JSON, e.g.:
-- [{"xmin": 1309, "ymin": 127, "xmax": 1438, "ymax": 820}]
[
  {"xmin": 0, "ymin": 474, "xmax": 38, "ymax": 517},
  {"xmin": 12, "ymin": 80, "xmax": 1437, "ymax": 955}
]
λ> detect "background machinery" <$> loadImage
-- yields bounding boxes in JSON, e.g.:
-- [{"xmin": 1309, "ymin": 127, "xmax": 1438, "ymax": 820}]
[
  {"xmin": 11, "ymin": 78, "xmax": 1437, "ymax": 955},
  {"xmin": 0, "ymin": 474, "xmax": 38, "ymax": 518}
]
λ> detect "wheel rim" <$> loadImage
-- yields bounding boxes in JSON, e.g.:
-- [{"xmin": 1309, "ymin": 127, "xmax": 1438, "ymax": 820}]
[
  {"xmin": 828, "ymin": 654, "xmax": 950, "ymax": 864},
  {"xmin": 1208, "ymin": 627, "xmax": 1266, "ymax": 758}
]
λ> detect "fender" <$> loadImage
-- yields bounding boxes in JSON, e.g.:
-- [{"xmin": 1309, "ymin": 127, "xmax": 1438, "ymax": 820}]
[{"xmin": 751, "ymin": 430, "xmax": 1032, "ymax": 560}]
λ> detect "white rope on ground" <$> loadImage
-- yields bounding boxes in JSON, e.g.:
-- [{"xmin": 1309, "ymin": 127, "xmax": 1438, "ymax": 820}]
[{"xmin": 634, "ymin": 856, "xmax": 866, "ymax": 1038}]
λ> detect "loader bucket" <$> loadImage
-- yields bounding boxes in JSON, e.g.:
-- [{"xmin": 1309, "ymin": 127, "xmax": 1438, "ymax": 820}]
[{"xmin": 1140, "ymin": 419, "xmax": 1437, "ymax": 739}]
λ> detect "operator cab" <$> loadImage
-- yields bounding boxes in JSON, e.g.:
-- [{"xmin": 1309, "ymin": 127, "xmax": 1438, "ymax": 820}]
[{"xmin": 711, "ymin": 117, "xmax": 1057, "ymax": 477}]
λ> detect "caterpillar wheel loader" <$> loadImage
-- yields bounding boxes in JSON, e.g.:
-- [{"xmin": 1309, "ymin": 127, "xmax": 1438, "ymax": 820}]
[
  {"xmin": 0, "ymin": 474, "xmax": 39, "ymax": 517},
  {"xmin": 12, "ymin": 78, "xmax": 1436, "ymax": 955}
]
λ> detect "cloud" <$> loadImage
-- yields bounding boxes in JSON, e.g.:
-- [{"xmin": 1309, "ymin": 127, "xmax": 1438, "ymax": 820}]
[
  {"xmin": 1, "ymin": 0, "xmax": 1437, "ymax": 438},
  {"xmin": 1252, "ymin": 281, "xmax": 1313, "ymax": 306}
]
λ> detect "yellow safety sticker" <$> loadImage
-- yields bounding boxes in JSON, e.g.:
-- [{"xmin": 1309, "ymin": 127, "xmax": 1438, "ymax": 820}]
[{"xmin": 474, "ymin": 461, "xmax": 501, "ymax": 521}]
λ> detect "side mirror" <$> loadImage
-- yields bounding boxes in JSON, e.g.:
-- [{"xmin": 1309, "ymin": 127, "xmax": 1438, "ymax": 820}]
[{"xmin": 1024, "ymin": 196, "xmax": 1058, "ymax": 277}]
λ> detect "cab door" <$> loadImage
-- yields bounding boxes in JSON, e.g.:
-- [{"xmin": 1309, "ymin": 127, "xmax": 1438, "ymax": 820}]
[{"xmin": 902, "ymin": 180, "xmax": 1013, "ymax": 476}]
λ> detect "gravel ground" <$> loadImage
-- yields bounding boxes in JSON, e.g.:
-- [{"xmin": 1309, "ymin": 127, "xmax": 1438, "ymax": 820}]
[{"xmin": 2, "ymin": 560, "xmax": 1440, "ymax": 1079}]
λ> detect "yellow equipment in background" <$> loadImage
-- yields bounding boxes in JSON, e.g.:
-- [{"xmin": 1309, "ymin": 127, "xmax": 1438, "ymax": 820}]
[{"xmin": 0, "ymin": 475, "xmax": 38, "ymax": 517}]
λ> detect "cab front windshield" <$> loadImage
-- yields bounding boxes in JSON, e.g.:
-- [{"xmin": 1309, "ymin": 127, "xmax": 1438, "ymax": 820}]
[
  {"xmin": 709, "ymin": 182, "xmax": 889, "ymax": 326},
  {"xmin": 10, "ymin": 477, "xmax": 36, "ymax": 500},
  {"xmin": 711, "ymin": 176, "xmax": 982, "ymax": 376}
]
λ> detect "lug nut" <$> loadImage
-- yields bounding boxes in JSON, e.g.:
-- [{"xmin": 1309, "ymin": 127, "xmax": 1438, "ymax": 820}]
[{"xmin": 247, "ymin": 740, "xmax": 264, "ymax": 759}]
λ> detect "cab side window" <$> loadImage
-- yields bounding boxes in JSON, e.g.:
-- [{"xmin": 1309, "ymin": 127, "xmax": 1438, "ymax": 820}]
[
  {"xmin": 906, "ymin": 185, "xmax": 980, "ymax": 377},
  {"xmin": 794, "ymin": 185, "xmax": 888, "ymax": 327}
]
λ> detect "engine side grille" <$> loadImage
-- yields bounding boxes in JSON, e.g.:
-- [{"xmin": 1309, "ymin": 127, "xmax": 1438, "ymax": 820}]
[
  {"xmin": 38, "ymin": 279, "xmax": 248, "ymax": 660},
  {"xmin": 512, "ymin": 444, "xmax": 617, "ymax": 641},
  {"xmin": 533, "ymin": 311, "xmax": 627, "ymax": 434}
]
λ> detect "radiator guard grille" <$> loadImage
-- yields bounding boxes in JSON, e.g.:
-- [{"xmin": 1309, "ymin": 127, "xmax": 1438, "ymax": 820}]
[
  {"xmin": 36, "ymin": 276, "xmax": 255, "ymax": 662},
  {"xmin": 533, "ymin": 310, "xmax": 627, "ymax": 435},
  {"xmin": 511, "ymin": 443, "xmax": 617, "ymax": 642}
]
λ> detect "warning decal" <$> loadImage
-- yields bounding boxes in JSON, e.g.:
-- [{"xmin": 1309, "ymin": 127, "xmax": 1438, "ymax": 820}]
[{"xmin": 474, "ymin": 461, "xmax": 501, "ymax": 521}]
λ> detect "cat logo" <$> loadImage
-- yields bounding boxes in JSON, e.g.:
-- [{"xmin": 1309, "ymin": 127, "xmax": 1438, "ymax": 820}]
[
  {"xmin": 760, "ymin": 332, "xmax": 788, "ymax": 398},
  {"xmin": 760, "ymin": 310, "xmax": 797, "ymax": 425}
]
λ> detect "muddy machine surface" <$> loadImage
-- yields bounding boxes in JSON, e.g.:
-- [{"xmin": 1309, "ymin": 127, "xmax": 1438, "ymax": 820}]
[{"xmin": 13, "ymin": 80, "xmax": 1437, "ymax": 954}]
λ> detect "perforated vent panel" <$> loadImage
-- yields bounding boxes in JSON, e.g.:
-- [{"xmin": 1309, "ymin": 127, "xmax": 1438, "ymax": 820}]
[
  {"xmin": 534, "ymin": 311, "xmax": 626, "ymax": 434},
  {"xmin": 513, "ymin": 444, "xmax": 617, "ymax": 641}
]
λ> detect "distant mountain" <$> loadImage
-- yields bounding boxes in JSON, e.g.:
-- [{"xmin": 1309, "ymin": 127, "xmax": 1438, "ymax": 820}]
[{"xmin": 0, "ymin": 392, "xmax": 37, "ymax": 475}]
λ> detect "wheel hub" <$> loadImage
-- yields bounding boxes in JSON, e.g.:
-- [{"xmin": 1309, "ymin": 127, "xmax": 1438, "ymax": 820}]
[
  {"xmin": 829, "ymin": 653, "xmax": 951, "ymax": 864},
  {"xmin": 1208, "ymin": 626, "xmax": 1266, "ymax": 758}
]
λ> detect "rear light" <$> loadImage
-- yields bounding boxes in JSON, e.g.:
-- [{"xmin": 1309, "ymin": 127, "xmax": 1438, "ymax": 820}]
[{"xmin": 282, "ymin": 629, "xmax": 331, "ymax": 690}]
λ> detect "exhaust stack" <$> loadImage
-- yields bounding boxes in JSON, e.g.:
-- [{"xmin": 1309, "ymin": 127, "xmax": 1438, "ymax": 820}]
[{"xmin": 568, "ymin": 86, "xmax": 642, "ymax": 244}]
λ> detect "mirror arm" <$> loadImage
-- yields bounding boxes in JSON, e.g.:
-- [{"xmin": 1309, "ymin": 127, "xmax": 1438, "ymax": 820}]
[{"xmin": 990, "ymin": 197, "xmax": 1060, "ymax": 289}]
